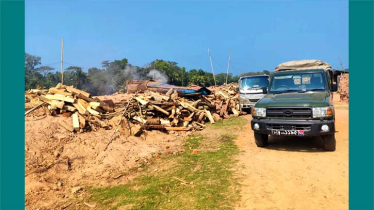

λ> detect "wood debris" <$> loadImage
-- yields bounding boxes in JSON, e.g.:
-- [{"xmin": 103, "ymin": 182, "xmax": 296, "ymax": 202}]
[
  {"xmin": 25, "ymin": 83, "xmax": 115, "ymax": 133},
  {"xmin": 25, "ymin": 83, "xmax": 246, "ymax": 135}
]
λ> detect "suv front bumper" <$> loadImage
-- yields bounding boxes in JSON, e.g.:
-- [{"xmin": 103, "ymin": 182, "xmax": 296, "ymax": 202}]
[{"xmin": 251, "ymin": 118, "xmax": 335, "ymax": 136}]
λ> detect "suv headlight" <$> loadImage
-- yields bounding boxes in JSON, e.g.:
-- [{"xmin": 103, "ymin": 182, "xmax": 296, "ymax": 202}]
[
  {"xmin": 312, "ymin": 107, "xmax": 333, "ymax": 118},
  {"xmin": 252, "ymin": 107, "xmax": 266, "ymax": 117}
]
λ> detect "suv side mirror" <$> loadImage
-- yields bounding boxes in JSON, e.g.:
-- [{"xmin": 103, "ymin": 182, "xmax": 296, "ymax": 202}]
[
  {"xmin": 332, "ymin": 84, "xmax": 338, "ymax": 92},
  {"xmin": 262, "ymin": 87, "xmax": 268, "ymax": 94}
]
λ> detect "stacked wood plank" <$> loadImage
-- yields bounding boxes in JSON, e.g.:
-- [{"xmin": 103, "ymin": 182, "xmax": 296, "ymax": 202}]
[{"xmin": 25, "ymin": 83, "xmax": 115, "ymax": 132}]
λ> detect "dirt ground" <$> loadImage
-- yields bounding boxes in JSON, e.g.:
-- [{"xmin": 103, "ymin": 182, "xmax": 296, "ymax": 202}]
[
  {"xmin": 24, "ymin": 104, "xmax": 190, "ymax": 209},
  {"xmin": 234, "ymin": 94, "xmax": 349, "ymax": 210}
]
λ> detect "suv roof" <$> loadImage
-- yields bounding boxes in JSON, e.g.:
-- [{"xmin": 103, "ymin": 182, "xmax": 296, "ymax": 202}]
[
  {"xmin": 240, "ymin": 75, "xmax": 269, "ymax": 79},
  {"xmin": 273, "ymin": 68, "xmax": 326, "ymax": 75},
  {"xmin": 275, "ymin": 59, "xmax": 332, "ymax": 72}
]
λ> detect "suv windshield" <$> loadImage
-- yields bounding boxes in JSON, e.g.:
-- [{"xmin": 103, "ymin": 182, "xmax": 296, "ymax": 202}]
[
  {"xmin": 240, "ymin": 76, "xmax": 269, "ymax": 90},
  {"xmin": 269, "ymin": 72, "xmax": 326, "ymax": 94}
]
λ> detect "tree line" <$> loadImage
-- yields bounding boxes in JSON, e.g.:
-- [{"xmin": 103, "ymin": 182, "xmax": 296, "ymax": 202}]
[{"xmin": 25, "ymin": 52, "xmax": 270, "ymax": 96}]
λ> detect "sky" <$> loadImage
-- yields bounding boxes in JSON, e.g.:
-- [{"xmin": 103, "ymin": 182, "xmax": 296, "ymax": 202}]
[{"xmin": 25, "ymin": 0, "xmax": 348, "ymax": 75}]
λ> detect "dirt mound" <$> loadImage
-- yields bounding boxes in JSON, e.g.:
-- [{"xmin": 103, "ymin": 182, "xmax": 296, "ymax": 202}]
[
  {"xmin": 25, "ymin": 114, "xmax": 187, "ymax": 209},
  {"xmin": 339, "ymin": 74, "xmax": 349, "ymax": 103}
]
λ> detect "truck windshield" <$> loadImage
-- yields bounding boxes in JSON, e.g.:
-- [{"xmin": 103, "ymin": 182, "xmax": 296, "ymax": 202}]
[
  {"xmin": 240, "ymin": 76, "xmax": 269, "ymax": 90},
  {"xmin": 269, "ymin": 72, "xmax": 326, "ymax": 94}
]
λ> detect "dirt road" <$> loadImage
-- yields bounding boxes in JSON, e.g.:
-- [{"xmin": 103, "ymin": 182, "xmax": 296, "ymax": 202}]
[{"xmin": 234, "ymin": 97, "xmax": 348, "ymax": 210}]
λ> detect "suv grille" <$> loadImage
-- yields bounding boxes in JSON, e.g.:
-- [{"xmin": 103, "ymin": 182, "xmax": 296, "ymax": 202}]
[
  {"xmin": 266, "ymin": 124, "xmax": 311, "ymax": 131},
  {"xmin": 266, "ymin": 107, "xmax": 312, "ymax": 118}
]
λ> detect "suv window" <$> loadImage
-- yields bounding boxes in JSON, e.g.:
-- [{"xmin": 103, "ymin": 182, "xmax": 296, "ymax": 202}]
[{"xmin": 269, "ymin": 72, "xmax": 326, "ymax": 93}]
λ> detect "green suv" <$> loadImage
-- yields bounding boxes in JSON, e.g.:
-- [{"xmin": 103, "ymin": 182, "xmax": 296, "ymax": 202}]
[{"xmin": 251, "ymin": 60, "xmax": 336, "ymax": 151}]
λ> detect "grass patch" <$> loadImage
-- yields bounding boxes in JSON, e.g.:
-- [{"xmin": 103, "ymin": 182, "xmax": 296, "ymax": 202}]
[{"xmin": 87, "ymin": 117, "xmax": 247, "ymax": 210}]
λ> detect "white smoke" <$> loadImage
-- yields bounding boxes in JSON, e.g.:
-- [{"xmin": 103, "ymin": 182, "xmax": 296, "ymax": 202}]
[
  {"xmin": 123, "ymin": 65, "xmax": 169, "ymax": 83},
  {"xmin": 123, "ymin": 65, "xmax": 142, "ymax": 80},
  {"xmin": 147, "ymin": 69, "xmax": 168, "ymax": 83}
]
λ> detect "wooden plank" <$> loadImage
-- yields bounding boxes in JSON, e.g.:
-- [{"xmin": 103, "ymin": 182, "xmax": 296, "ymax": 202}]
[
  {"xmin": 87, "ymin": 106, "xmax": 100, "ymax": 115},
  {"xmin": 218, "ymin": 91, "xmax": 229, "ymax": 100},
  {"xmin": 49, "ymin": 88, "xmax": 72, "ymax": 96},
  {"xmin": 232, "ymin": 108, "xmax": 239, "ymax": 116},
  {"xmin": 135, "ymin": 97, "xmax": 148, "ymax": 105},
  {"xmin": 78, "ymin": 114, "xmax": 86, "ymax": 128},
  {"xmin": 66, "ymin": 86, "xmax": 90, "ymax": 98},
  {"xmin": 49, "ymin": 100, "xmax": 65, "ymax": 109},
  {"xmin": 160, "ymin": 119, "xmax": 171, "ymax": 126},
  {"xmin": 146, "ymin": 91, "xmax": 163, "ymax": 102},
  {"xmin": 184, "ymin": 112, "xmax": 194, "ymax": 122},
  {"xmin": 183, "ymin": 121, "xmax": 189, "ymax": 127},
  {"xmin": 150, "ymin": 104, "xmax": 169, "ymax": 115},
  {"xmin": 77, "ymin": 93, "xmax": 95, "ymax": 102},
  {"xmin": 73, "ymin": 102, "xmax": 88, "ymax": 115},
  {"xmin": 89, "ymin": 102, "xmax": 101, "ymax": 109},
  {"xmin": 172, "ymin": 117, "xmax": 179, "ymax": 126},
  {"xmin": 204, "ymin": 110, "xmax": 215, "ymax": 124},
  {"xmin": 197, "ymin": 111, "xmax": 205, "ymax": 122},
  {"xmin": 63, "ymin": 105, "xmax": 77, "ymax": 112},
  {"xmin": 72, "ymin": 113, "xmax": 80, "ymax": 131},
  {"xmin": 46, "ymin": 94, "xmax": 75, "ymax": 103},
  {"xmin": 165, "ymin": 88, "xmax": 174, "ymax": 97},
  {"xmin": 78, "ymin": 99, "xmax": 90, "ymax": 108},
  {"xmin": 133, "ymin": 116, "xmax": 147, "ymax": 124},
  {"xmin": 30, "ymin": 98, "xmax": 44, "ymax": 105},
  {"xmin": 55, "ymin": 83, "xmax": 63, "ymax": 89},
  {"xmin": 180, "ymin": 102, "xmax": 198, "ymax": 112}
]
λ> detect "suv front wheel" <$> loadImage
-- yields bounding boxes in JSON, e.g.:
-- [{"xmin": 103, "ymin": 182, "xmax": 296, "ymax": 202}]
[
  {"xmin": 254, "ymin": 133, "xmax": 268, "ymax": 147},
  {"xmin": 322, "ymin": 134, "xmax": 336, "ymax": 151}
]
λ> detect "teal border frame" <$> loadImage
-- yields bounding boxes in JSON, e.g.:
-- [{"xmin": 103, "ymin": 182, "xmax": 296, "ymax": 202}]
[
  {"xmin": 349, "ymin": 0, "xmax": 374, "ymax": 210},
  {"xmin": 0, "ymin": 0, "xmax": 25, "ymax": 209},
  {"xmin": 0, "ymin": 0, "xmax": 374, "ymax": 209}
]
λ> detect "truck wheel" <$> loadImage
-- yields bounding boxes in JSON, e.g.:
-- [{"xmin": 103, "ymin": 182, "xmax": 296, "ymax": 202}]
[
  {"xmin": 322, "ymin": 134, "xmax": 336, "ymax": 151},
  {"xmin": 254, "ymin": 133, "xmax": 268, "ymax": 147}
]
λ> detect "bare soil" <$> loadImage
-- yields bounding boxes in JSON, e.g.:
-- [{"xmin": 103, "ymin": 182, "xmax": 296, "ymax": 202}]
[
  {"xmin": 24, "ymin": 108, "xmax": 190, "ymax": 209},
  {"xmin": 234, "ymin": 94, "xmax": 348, "ymax": 210}
]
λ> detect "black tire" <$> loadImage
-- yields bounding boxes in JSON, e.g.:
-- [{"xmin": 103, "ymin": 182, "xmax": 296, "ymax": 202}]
[
  {"xmin": 254, "ymin": 133, "xmax": 268, "ymax": 147},
  {"xmin": 322, "ymin": 134, "xmax": 336, "ymax": 151}
]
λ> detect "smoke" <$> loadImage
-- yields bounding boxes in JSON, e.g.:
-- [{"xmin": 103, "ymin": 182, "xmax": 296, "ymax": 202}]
[
  {"xmin": 123, "ymin": 65, "xmax": 169, "ymax": 83},
  {"xmin": 147, "ymin": 69, "xmax": 168, "ymax": 83},
  {"xmin": 123, "ymin": 65, "xmax": 142, "ymax": 80}
]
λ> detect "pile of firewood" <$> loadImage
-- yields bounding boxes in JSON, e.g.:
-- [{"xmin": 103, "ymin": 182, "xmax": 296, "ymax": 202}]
[
  {"xmin": 205, "ymin": 84, "xmax": 243, "ymax": 119},
  {"xmin": 122, "ymin": 90, "xmax": 213, "ymax": 132},
  {"xmin": 25, "ymin": 83, "xmax": 246, "ymax": 135},
  {"xmin": 25, "ymin": 83, "xmax": 115, "ymax": 132},
  {"xmin": 123, "ymin": 85, "xmax": 246, "ymax": 133}
]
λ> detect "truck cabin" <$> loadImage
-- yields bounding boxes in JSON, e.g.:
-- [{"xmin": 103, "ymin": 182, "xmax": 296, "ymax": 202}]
[{"xmin": 238, "ymin": 75, "xmax": 270, "ymax": 92}]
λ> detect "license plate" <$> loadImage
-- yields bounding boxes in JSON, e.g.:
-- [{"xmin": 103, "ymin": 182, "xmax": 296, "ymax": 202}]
[{"xmin": 272, "ymin": 130, "xmax": 305, "ymax": 136}]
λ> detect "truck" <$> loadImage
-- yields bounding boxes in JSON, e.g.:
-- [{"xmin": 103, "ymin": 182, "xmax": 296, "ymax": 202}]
[
  {"xmin": 250, "ymin": 60, "xmax": 336, "ymax": 151},
  {"xmin": 238, "ymin": 75, "xmax": 270, "ymax": 111}
]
